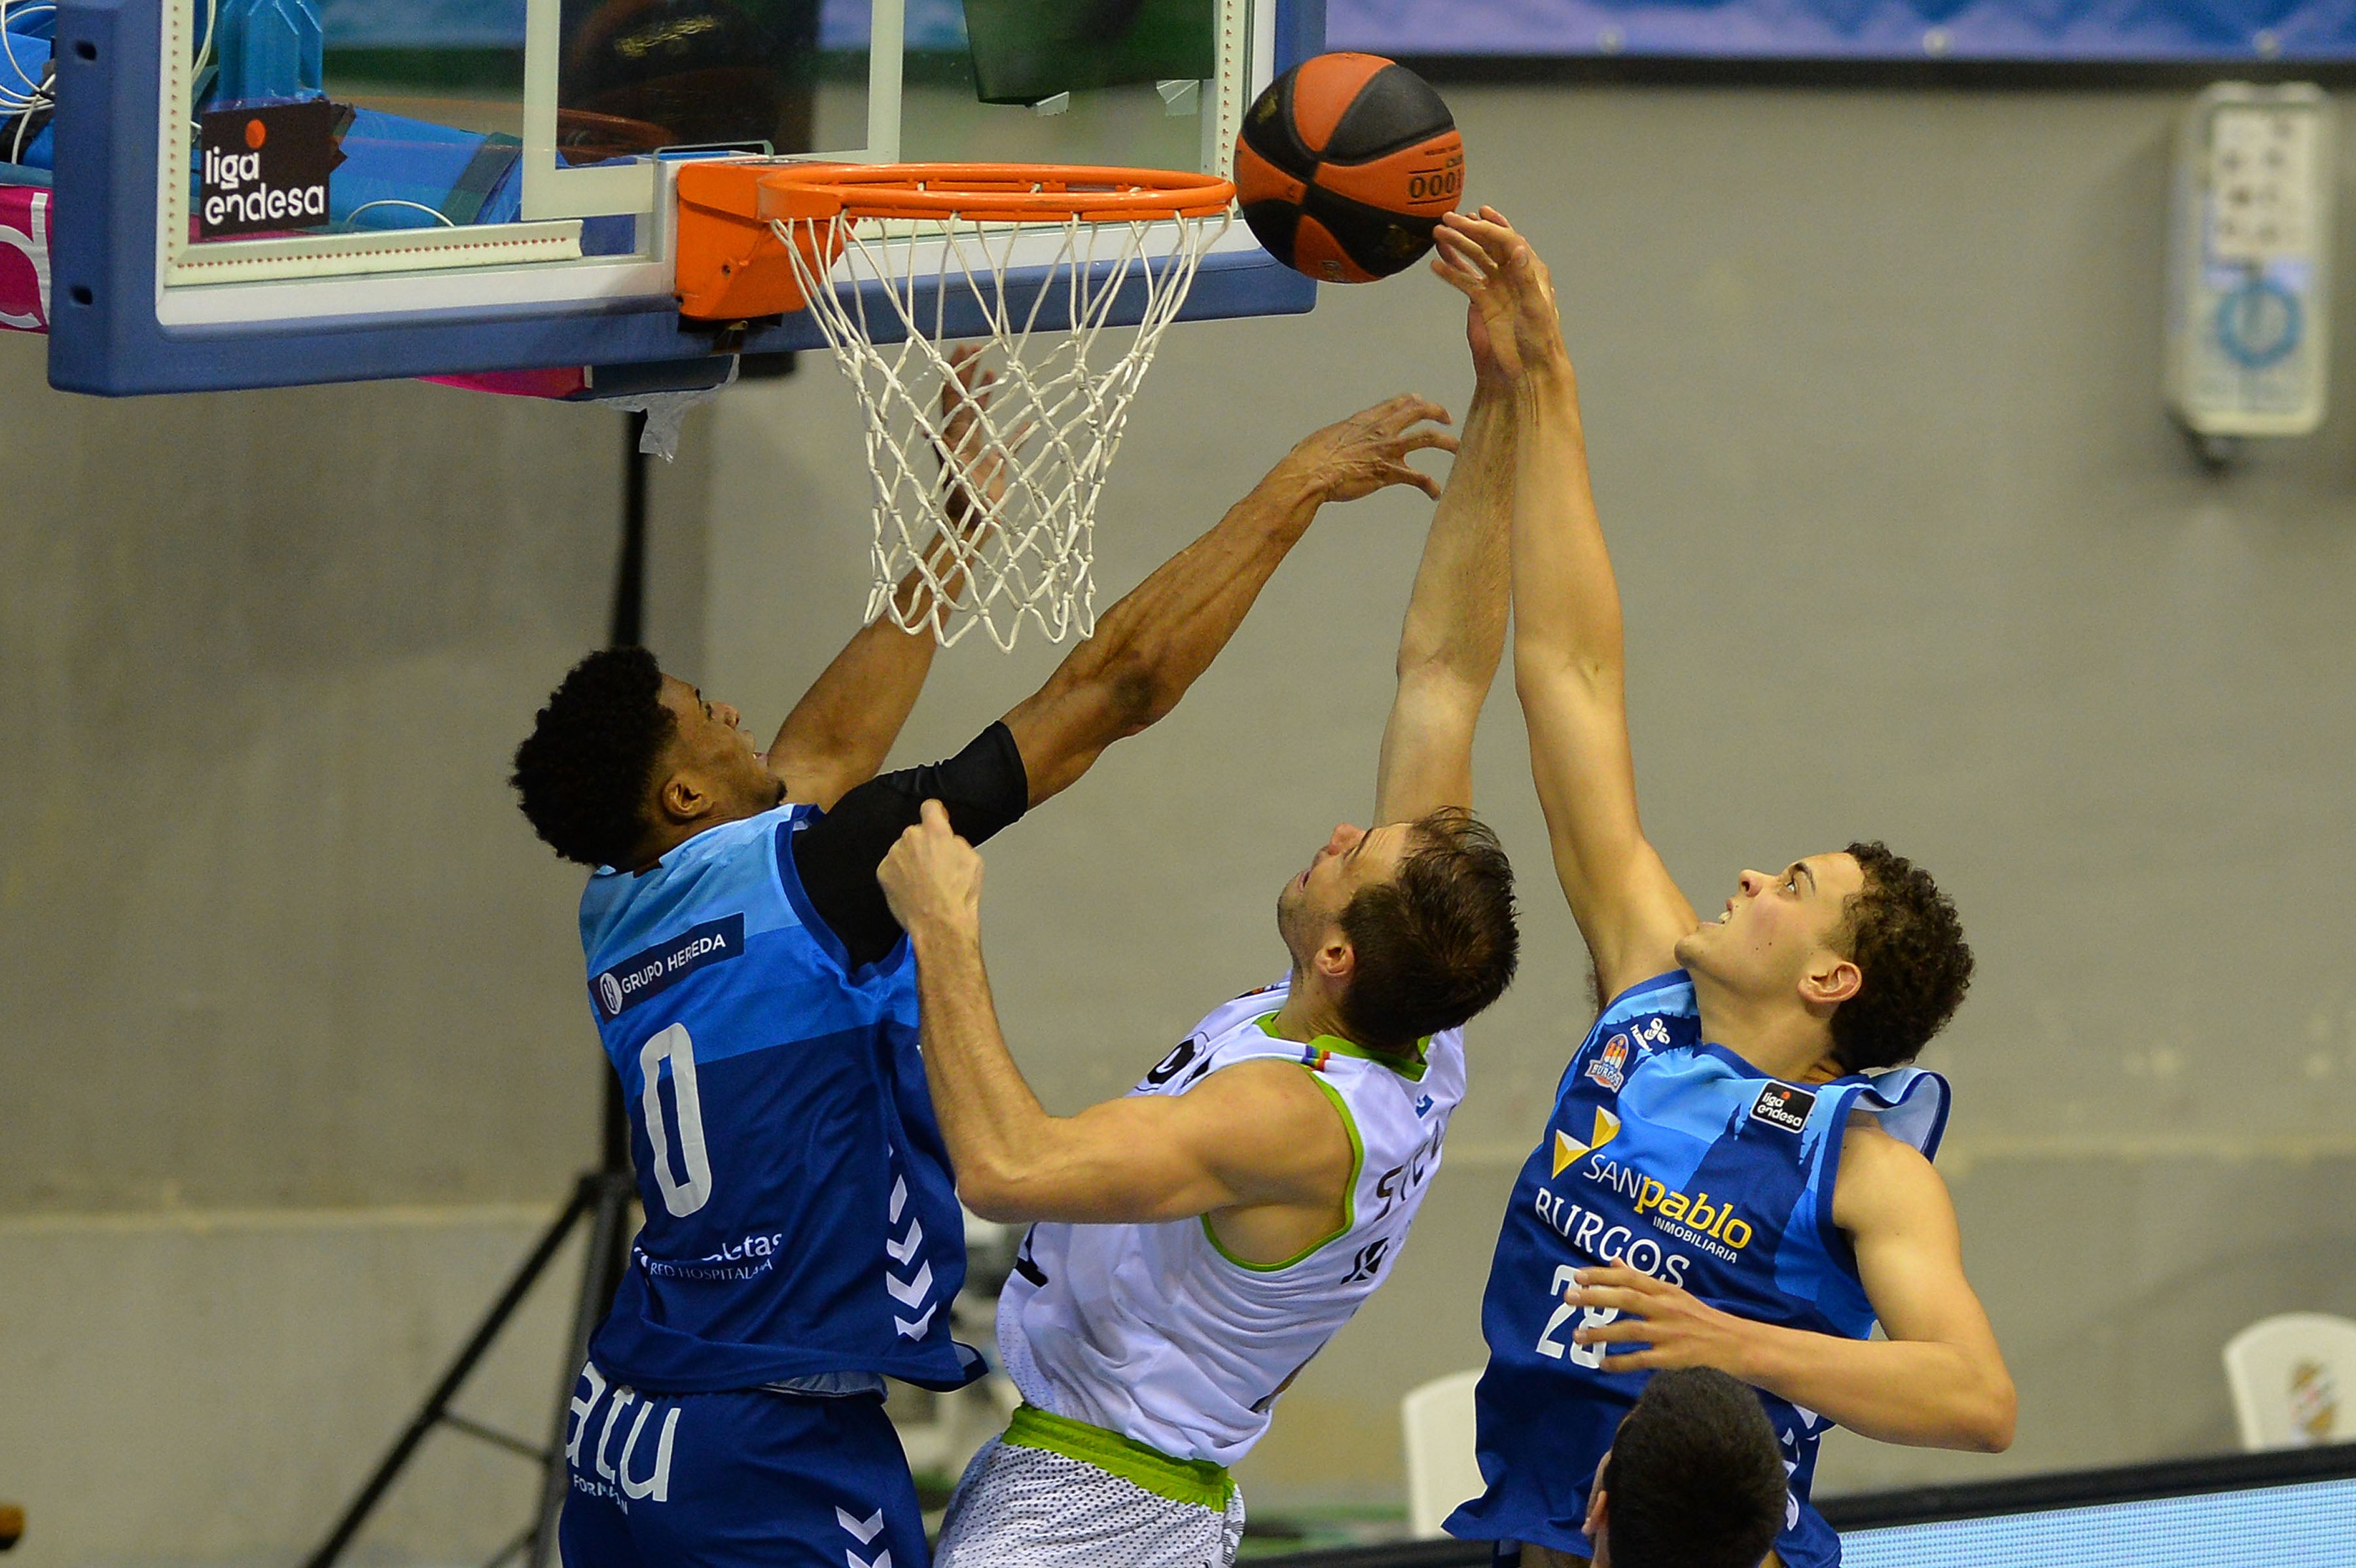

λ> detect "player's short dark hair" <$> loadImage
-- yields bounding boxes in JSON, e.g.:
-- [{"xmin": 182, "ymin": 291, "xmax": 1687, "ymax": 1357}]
[
  {"xmin": 1334, "ymin": 807, "xmax": 1518, "ymax": 1053},
  {"xmin": 1601, "ymin": 1367, "xmax": 1787, "ymax": 1568},
  {"xmin": 1829, "ymin": 840, "xmax": 1974, "ymax": 1073},
  {"xmin": 511, "ymin": 647, "xmax": 674, "ymax": 868}
]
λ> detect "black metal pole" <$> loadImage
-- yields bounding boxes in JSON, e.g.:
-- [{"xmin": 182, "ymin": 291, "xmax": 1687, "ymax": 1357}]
[{"xmin": 300, "ymin": 1183, "xmax": 596, "ymax": 1568}]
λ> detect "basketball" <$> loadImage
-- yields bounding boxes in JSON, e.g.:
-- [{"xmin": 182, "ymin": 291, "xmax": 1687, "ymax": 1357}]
[{"xmin": 1234, "ymin": 53, "xmax": 1464, "ymax": 283}]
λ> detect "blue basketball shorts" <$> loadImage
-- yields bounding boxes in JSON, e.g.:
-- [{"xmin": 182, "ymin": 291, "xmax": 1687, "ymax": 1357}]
[{"xmin": 558, "ymin": 1363, "xmax": 928, "ymax": 1568}]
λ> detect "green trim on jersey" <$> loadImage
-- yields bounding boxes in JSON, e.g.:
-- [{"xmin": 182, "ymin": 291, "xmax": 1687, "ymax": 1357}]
[
  {"xmin": 1200, "ymin": 1071, "xmax": 1365, "ymax": 1274},
  {"xmin": 1003, "ymin": 1403, "xmax": 1236, "ymax": 1508},
  {"xmin": 1253, "ymin": 1012, "xmax": 1431, "ymax": 1082}
]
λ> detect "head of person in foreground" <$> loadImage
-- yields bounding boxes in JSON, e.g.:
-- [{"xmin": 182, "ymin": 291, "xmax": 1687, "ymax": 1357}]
[
  {"xmin": 1584, "ymin": 1367, "xmax": 1787, "ymax": 1568},
  {"xmin": 1673, "ymin": 843, "xmax": 1972, "ymax": 1073},
  {"xmin": 512, "ymin": 647, "xmax": 782, "ymax": 870},
  {"xmin": 1275, "ymin": 807, "xmax": 1520, "ymax": 1052}
]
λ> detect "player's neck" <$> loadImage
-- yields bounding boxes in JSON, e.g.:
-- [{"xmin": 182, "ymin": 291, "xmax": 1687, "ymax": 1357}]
[
  {"xmin": 1690, "ymin": 971, "xmax": 1839, "ymax": 1082},
  {"xmin": 624, "ymin": 808, "xmax": 753, "ymax": 872},
  {"xmin": 1266, "ymin": 975, "xmax": 1354, "ymax": 1047}
]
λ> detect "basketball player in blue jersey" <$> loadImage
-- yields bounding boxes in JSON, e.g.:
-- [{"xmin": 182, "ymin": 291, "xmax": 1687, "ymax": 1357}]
[
  {"xmin": 510, "ymin": 387, "xmax": 1458, "ymax": 1568},
  {"xmin": 873, "ymin": 303, "xmax": 1522, "ymax": 1567},
  {"xmin": 1427, "ymin": 210, "xmax": 2016, "ymax": 1568}
]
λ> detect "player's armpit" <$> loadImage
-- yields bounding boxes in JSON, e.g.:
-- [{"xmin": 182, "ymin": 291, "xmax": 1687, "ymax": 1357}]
[{"xmin": 961, "ymin": 1061, "xmax": 1353, "ymax": 1230}]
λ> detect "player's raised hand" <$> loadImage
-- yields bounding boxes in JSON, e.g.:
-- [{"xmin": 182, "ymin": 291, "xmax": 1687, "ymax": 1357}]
[
  {"xmin": 1565, "ymin": 1264, "xmax": 1767, "ymax": 1377},
  {"xmin": 1280, "ymin": 393, "xmax": 1458, "ymax": 503},
  {"xmin": 1431, "ymin": 207, "xmax": 1565, "ymax": 385},
  {"xmin": 878, "ymin": 799, "xmax": 986, "ymax": 938}
]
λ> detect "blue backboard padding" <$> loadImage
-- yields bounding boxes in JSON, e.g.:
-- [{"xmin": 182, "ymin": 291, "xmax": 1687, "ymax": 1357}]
[
  {"xmin": 1840, "ymin": 1476, "xmax": 2356, "ymax": 1567},
  {"xmin": 1328, "ymin": 0, "xmax": 2356, "ymax": 60},
  {"xmin": 45, "ymin": 0, "xmax": 1325, "ymax": 394}
]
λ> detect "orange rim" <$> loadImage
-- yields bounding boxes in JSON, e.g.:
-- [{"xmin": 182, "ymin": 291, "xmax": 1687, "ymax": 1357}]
[{"xmin": 755, "ymin": 163, "xmax": 1236, "ymax": 224}]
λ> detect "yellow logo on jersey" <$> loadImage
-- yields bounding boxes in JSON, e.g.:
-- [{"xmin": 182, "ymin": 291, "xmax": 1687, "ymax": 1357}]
[{"xmin": 1552, "ymin": 1108, "xmax": 1622, "ymax": 1176}]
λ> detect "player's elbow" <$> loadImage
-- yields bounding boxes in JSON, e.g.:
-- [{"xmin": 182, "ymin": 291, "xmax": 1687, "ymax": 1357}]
[
  {"xmin": 1045, "ymin": 638, "xmax": 1169, "ymax": 745},
  {"xmin": 955, "ymin": 1164, "xmax": 1040, "ymax": 1225},
  {"xmin": 1512, "ymin": 647, "xmax": 1616, "ymax": 705},
  {"xmin": 1950, "ymin": 1367, "xmax": 2017, "ymax": 1453},
  {"xmin": 1395, "ymin": 639, "xmax": 1497, "ymax": 702},
  {"xmin": 1972, "ymin": 1373, "xmax": 2018, "ymax": 1453}
]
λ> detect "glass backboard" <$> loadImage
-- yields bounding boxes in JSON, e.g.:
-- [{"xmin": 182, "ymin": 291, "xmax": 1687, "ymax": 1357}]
[{"xmin": 37, "ymin": 0, "xmax": 1319, "ymax": 393}]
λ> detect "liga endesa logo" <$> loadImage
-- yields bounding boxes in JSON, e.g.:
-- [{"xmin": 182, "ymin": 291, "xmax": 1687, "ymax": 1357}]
[{"xmin": 196, "ymin": 100, "xmax": 344, "ymax": 240}]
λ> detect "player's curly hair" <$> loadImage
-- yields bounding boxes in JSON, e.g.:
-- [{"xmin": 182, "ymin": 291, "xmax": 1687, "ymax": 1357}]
[
  {"xmin": 1602, "ymin": 1367, "xmax": 1787, "ymax": 1568},
  {"xmin": 510, "ymin": 647, "xmax": 675, "ymax": 868},
  {"xmin": 1335, "ymin": 807, "xmax": 1518, "ymax": 1054},
  {"xmin": 1829, "ymin": 840, "xmax": 1974, "ymax": 1073}
]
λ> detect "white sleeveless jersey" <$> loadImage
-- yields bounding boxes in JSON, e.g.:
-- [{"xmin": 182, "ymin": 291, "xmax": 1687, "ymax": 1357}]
[{"xmin": 997, "ymin": 978, "xmax": 1465, "ymax": 1467}]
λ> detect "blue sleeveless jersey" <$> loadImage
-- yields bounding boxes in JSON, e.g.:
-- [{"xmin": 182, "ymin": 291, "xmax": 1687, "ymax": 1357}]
[
  {"xmin": 1445, "ymin": 971, "xmax": 1949, "ymax": 1568},
  {"xmin": 577, "ymin": 805, "xmax": 981, "ymax": 1394}
]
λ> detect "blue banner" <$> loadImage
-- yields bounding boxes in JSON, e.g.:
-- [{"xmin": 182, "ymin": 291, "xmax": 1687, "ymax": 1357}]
[{"xmin": 1328, "ymin": 0, "xmax": 2356, "ymax": 61}]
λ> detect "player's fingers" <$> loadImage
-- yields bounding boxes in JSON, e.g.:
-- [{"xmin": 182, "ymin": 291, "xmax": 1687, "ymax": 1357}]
[
  {"xmin": 1564, "ymin": 1286, "xmax": 1651, "ymax": 1317},
  {"xmin": 1596, "ymin": 1347, "xmax": 1660, "ymax": 1372},
  {"xmin": 1431, "ymin": 224, "xmax": 1497, "ymax": 279},
  {"xmin": 1391, "ymin": 464, "xmax": 1444, "ymax": 501},
  {"xmin": 919, "ymin": 798, "xmax": 952, "ymax": 832},
  {"xmin": 1379, "ymin": 395, "xmax": 1452, "ymax": 431},
  {"xmin": 1398, "ymin": 427, "xmax": 1461, "ymax": 455},
  {"xmin": 1573, "ymin": 1311, "xmax": 1658, "ymax": 1339},
  {"xmin": 1441, "ymin": 210, "xmax": 1520, "ymax": 262},
  {"xmin": 1576, "ymin": 1264, "xmax": 1660, "ymax": 1290}
]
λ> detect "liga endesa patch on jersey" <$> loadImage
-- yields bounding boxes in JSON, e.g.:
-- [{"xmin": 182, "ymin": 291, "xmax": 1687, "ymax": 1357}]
[
  {"xmin": 592, "ymin": 914, "xmax": 745, "ymax": 1018},
  {"xmin": 1749, "ymin": 1081, "xmax": 1815, "ymax": 1134}
]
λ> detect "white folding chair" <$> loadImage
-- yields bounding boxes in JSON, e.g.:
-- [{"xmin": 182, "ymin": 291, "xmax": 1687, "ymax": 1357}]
[
  {"xmin": 2221, "ymin": 1311, "xmax": 2356, "ymax": 1450},
  {"xmin": 1402, "ymin": 1368, "xmax": 1488, "ymax": 1539}
]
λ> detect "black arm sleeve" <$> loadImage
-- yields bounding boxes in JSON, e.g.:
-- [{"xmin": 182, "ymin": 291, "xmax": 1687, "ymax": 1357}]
[{"xmin": 789, "ymin": 721, "xmax": 1031, "ymax": 969}]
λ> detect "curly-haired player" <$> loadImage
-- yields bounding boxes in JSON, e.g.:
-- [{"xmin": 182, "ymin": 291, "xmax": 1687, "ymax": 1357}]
[
  {"xmin": 512, "ymin": 383, "xmax": 1457, "ymax": 1568},
  {"xmin": 1429, "ymin": 209, "xmax": 2014, "ymax": 1568}
]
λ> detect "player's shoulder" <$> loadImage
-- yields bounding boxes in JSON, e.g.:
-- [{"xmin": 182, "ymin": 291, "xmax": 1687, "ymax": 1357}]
[
  {"xmin": 1833, "ymin": 1114, "xmax": 1952, "ymax": 1230},
  {"xmin": 1185, "ymin": 1058, "xmax": 1356, "ymax": 1164}
]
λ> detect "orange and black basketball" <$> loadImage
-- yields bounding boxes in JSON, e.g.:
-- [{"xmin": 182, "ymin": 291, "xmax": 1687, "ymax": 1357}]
[{"xmin": 1234, "ymin": 53, "xmax": 1464, "ymax": 283}]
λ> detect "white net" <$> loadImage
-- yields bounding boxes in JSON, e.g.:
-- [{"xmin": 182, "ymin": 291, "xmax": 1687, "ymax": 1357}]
[{"xmin": 775, "ymin": 200, "xmax": 1232, "ymax": 649}]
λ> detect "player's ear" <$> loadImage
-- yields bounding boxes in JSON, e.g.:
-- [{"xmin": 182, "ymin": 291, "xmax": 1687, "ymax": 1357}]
[
  {"xmin": 1315, "ymin": 934, "xmax": 1355, "ymax": 987},
  {"xmin": 1800, "ymin": 953, "xmax": 1861, "ymax": 1010},
  {"xmin": 1582, "ymin": 1452, "xmax": 1611, "ymax": 1546},
  {"xmin": 656, "ymin": 767, "xmax": 713, "ymax": 826}
]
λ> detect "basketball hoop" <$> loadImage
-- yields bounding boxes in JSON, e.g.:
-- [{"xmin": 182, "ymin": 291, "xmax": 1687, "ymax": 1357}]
[{"xmin": 676, "ymin": 162, "xmax": 1234, "ymax": 649}]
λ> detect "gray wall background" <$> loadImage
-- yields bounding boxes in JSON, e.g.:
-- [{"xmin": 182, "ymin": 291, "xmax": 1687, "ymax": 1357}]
[{"xmin": 7, "ymin": 82, "xmax": 2356, "ymax": 1567}]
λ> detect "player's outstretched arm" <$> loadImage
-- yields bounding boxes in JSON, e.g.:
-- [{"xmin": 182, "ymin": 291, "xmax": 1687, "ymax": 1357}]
[
  {"xmin": 1003, "ymin": 395, "xmax": 1457, "ymax": 807},
  {"xmin": 878, "ymin": 804, "xmax": 1353, "ymax": 1226},
  {"xmin": 1562, "ymin": 1129, "xmax": 2015, "ymax": 1452},
  {"xmin": 765, "ymin": 350, "xmax": 1007, "ymax": 809},
  {"xmin": 1432, "ymin": 210, "xmax": 1695, "ymax": 1000},
  {"xmin": 1370, "ymin": 310, "xmax": 1512, "ymax": 825}
]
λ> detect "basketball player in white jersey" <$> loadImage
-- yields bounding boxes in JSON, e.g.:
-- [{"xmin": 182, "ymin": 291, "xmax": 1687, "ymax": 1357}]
[{"xmin": 875, "ymin": 323, "xmax": 1525, "ymax": 1567}]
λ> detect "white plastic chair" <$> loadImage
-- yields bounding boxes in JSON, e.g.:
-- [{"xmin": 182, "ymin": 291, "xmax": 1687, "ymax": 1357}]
[
  {"xmin": 2221, "ymin": 1312, "xmax": 2356, "ymax": 1450},
  {"xmin": 1402, "ymin": 1368, "xmax": 1488, "ymax": 1539}
]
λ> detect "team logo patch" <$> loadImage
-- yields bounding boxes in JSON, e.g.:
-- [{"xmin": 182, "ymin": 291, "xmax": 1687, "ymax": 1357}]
[
  {"xmin": 1749, "ymin": 1082, "xmax": 1815, "ymax": 1134},
  {"xmin": 1584, "ymin": 1033, "xmax": 1633, "ymax": 1092},
  {"xmin": 590, "ymin": 914, "xmax": 744, "ymax": 1019},
  {"xmin": 1552, "ymin": 1108, "xmax": 1622, "ymax": 1176}
]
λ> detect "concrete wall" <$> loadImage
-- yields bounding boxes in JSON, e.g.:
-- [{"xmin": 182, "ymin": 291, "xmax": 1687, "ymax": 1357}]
[{"xmin": 8, "ymin": 80, "xmax": 2356, "ymax": 1567}]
